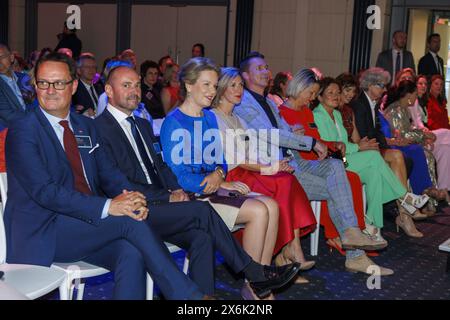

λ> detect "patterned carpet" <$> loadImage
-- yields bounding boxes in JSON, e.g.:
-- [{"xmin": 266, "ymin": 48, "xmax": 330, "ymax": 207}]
[{"xmin": 44, "ymin": 205, "xmax": 450, "ymax": 300}]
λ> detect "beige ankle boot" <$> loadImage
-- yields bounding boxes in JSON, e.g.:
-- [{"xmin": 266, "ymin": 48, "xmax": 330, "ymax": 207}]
[
  {"xmin": 345, "ymin": 254, "xmax": 394, "ymax": 276},
  {"xmin": 341, "ymin": 227, "xmax": 388, "ymax": 251}
]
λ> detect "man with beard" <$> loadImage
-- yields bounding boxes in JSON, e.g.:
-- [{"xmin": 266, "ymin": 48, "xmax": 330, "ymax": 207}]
[{"xmin": 94, "ymin": 65, "xmax": 301, "ymax": 299}]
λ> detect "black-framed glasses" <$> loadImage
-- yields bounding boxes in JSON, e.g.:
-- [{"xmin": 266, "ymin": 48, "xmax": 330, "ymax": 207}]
[
  {"xmin": 36, "ymin": 80, "xmax": 74, "ymax": 90},
  {"xmin": 374, "ymin": 83, "xmax": 385, "ymax": 89}
]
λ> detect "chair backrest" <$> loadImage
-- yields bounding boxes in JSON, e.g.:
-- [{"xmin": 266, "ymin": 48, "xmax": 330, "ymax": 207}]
[{"xmin": 0, "ymin": 172, "xmax": 7, "ymax": 264}]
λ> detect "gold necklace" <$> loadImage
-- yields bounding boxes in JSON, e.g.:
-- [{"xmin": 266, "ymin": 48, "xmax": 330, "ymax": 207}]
[{"xmin": 216, "ymin": 107, "xmax": 239, "ymax": 130}]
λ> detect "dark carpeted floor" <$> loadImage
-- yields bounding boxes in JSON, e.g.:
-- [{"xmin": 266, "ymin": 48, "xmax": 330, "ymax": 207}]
[{"xmin": 44, "ymin": 206, "xmax": 450, "ymax": 300}]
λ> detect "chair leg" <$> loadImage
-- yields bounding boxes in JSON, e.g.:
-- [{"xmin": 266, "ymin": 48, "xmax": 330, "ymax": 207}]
[
  {"xmin": 310, "ymin": 201, "xmax": 321, "ymax": 256},
  {"xmin": 75, "ymin": 279, "xmax": 86, "ymax": 300},
  {"xmin": 58, "ymin": 278, "xmax": 70, "ymax": 300},
  {"xmin": 315, "ymin": 204, "xmax": 321, "ymax": 256},
  {"xmin": 362, "ymin": 184, "xmax": 367, "ymax": 215},
  {"xmin": 146, "ymin": 273, "xmax": 154, "ymax": 300}
]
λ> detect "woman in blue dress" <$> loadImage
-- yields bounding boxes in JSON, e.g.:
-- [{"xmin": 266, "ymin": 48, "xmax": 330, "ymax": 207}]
[{"xmin": 160, "ymin": 58, "xmax": 281, "ymax": 300}]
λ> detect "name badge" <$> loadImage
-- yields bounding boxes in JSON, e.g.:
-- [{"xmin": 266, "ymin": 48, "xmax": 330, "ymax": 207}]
[
  {"xmin": 153, "ymin": 142, "xmax": 162, "ymax": 154},
  {"xmin": 75, "ymin": 135, "xmax": 93, "ymax": 148},
  {"xmin": 308, "ymin": 122, "xmax": 318, "ymax": 129}
]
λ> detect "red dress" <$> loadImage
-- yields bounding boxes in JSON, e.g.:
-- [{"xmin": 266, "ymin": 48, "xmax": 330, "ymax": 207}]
[
  {"xmin": 226, "ymin": 168, "xmax": 316, "ymax": 255},
  {"xmin": 427, "ymin": 96, "xmax": 450, "ymax": 130},
  {"xmin": 278, "ymin": 105, "xmax": 365, "ymax": 239}
]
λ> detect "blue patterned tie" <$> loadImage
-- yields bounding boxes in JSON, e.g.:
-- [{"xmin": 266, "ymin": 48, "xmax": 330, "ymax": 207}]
[{"xmin": 126, "ymin": 116, "xmax": 162, "ymax": 187}]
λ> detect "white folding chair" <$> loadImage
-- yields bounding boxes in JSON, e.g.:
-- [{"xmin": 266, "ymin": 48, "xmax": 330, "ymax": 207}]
[
  {"xmin": 309, "ymin": 185, "xmax": 368, "ymax": 257},
  {"xmin": 0, "ymin": 178, "xmax": 67, "ymax": 300},
  {"xmin": 0, "ymin": 172, "xmax": 191, "ymax": 300},
  {"xmin": 145, "ymin": 243, "xmax": 187, "ymax": 300},
  {"xmin": 144, "ymin": 221, "xmax": 245, "ymax": 300},
  {"xmin": 0, "ymin": 172, "xmax": 109, "ymax": 300}
]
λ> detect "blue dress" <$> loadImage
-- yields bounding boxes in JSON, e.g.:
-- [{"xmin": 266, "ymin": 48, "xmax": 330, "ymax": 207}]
[
  {"xmin": 160, "ymin": 108, "xmax": 226, "ymax": 194},
  {"xmin": 378, "ymin": 111, "xmax": 432, "ymax": 194}
]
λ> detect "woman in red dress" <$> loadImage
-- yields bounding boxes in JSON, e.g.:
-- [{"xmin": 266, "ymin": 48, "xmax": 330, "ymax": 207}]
[
  {"xmin": 278, "ymin": 69, "xmax": 367, "ymax": 256},
  {"xmin": 211, "ymin": 67, "xmax": 316, "ymax": 283},
  {"xmin": 427, "ymin": 75, "xmax": 450, "ymax": 131},
  {"xmin": 161, "ymin": 63, "xmax": 181, "ymax": 114}
]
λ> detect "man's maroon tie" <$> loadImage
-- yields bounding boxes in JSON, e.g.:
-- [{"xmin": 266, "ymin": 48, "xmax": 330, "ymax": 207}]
[{"xmin": 59, "ymin": 120, "xmax": 92, "ymax": 195}]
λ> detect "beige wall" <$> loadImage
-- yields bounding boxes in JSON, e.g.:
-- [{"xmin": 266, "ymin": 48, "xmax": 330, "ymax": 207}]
[
  {"xmin": 226, "ymin": 0, "xmax": 238, "ymax": 66},
  {"xmin": 434, "ymin": 22, "xmax": 449, "ymax": 72},
  {"xmin": 251, "ymin": 0, "xmax": 354, "ymax": 77},
  {"xmin": 407, "ymin": 9, "xmax": 431, "ymax": 70},
  {"xmin": 370, "ymin": 0, "xmax": 391, "ymax": 67},
  {"xmin": 131, "ymin": 5, "xmax": 227, "ymax": 68},
  {"xmin": 8, "ymin": 0, "xmax": 26, "ymax": 56}
]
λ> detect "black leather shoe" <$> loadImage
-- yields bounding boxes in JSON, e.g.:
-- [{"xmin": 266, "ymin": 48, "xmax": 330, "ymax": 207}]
[{"xmin": 249, "ymin": 263, "xmax": 300, "ymax": 299}]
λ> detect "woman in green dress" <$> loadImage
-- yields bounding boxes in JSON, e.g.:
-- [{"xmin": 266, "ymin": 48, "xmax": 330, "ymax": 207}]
[{"xmin": 313, "ymin": 77, "xmax": 428, "ymax": 239}]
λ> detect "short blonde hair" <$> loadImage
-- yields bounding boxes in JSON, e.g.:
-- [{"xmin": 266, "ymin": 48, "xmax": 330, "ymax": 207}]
[{"xmin": 212, "ymin": 67, "xmax": 241, "ymax": 107}]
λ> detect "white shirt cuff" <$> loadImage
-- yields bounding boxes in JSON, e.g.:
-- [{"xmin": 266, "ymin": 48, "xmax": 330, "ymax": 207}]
[{"xmin": 101, "ymin": 199, "xmax": 112, "ymax": 219}]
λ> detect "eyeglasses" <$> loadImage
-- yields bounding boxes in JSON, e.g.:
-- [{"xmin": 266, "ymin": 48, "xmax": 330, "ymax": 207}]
[
  {"xmin": 36, "ymin": 80, "xmax": 74, "ymax": 90},
  {"xmin": 374, "ymin": 83, "xmax": 386, "ymax": 89},
  {"xmin": 256, "ymin": 64, "xmax": 269, "ymax": 71}
]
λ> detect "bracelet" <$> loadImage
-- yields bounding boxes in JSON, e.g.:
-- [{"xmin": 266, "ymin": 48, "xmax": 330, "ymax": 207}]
[{"xmin": 214, "ymin": 166, "xmax": 226, "ymax": 180}]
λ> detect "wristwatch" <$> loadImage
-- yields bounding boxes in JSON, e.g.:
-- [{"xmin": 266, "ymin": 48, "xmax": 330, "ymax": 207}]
[{"xmin": 214, "ymin": 166, "xmax": 226, "ymax": 179}]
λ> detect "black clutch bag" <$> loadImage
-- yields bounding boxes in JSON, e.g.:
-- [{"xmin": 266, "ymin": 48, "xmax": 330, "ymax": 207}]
[
  {"xmin": 187, "ymin": 188, "xmax": 248, "ymax": 208},
  {"xmin": 327, "ymin": 150, "xmax": 349, "ymax": 167}
]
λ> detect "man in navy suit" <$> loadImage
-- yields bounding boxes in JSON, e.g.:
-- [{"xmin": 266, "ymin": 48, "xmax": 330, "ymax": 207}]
[
  {"xmin": 72, "ymin": 54, "xmax": 104, "ymax": 117},
  {"xmin": 418, "ymin": 33, "xmax": 445, "ymax": 78},
  {"xmin": 4, "ymin": 53, "xmax": 298, "ymax": 300},
  {"xmin": 4, "ymin": 52, "xmax": 207, "ymax": 300},
  {"xmin": 375, "ymin": 31, "xmax": 416, "ymax": 85},
  {"xmin": 0, "ymin": 43, "xmax": 28, "ymax": 128},
  {"xmin": 95, "ymin": 66, "xmax": 300, "ymax": 298}
]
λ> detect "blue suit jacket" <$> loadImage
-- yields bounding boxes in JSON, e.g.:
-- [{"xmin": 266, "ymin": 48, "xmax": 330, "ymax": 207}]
[
  {"xmin": 4, "ymin": 107, "xmax": 138, "ymax": 266},
  {"xmin": 95, "ymin": 109, "xmax": 181, "ymax": 202},
  {"xmin": 0, "ymin": 72, "xmax": 28, "ymax": 129},
  {"xmin": 72, "ymin": 81, "xmax": 104, "ymax": 114}
]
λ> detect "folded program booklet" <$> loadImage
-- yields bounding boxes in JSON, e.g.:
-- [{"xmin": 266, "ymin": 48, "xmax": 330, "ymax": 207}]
[{"xmin": 439, "ymin": 239, "xmax": 450, "ymax": 252}]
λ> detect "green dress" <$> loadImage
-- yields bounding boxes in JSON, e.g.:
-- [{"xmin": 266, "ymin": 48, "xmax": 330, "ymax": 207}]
[{"xmin": 313, "ymin": 104, "xmax": 406, "ymax": 228}]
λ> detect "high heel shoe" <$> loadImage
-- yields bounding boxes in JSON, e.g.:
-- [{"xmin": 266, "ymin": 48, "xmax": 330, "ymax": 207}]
[
  {"xmin": 410, "ymin": 209, "xmax": 428, "ymax": 221},
  {"xmin": 395, "ymin": 213, "xmax": 423, "ymax": 238},
  {"xmin": 274, "ymin": 249, "xmax": 315, "ymax": 271},
  {"xmin": 424, "ymin": 187, "xmax": 448, "ymax": 202},
  {"xmin": 274, "ymin": 246, "xmax": 315, "ymax": 270},
  {"xmin": 421, "ymin": 203, "xmax": 437, "ymax": 217},
  {"xmin": 327, "ymin": 237, "xmax": 379, "ymax": 257},
  {"xmin": 274, "ymin": 255, "xmax": 311, "ymax": 285},
  {"xmin": 438, "ymin": 190, "xmax": 450, "ymax": 205},
  {"xmin": 327, "ymin": 238, "xmax": 346, "ymax": 256}
]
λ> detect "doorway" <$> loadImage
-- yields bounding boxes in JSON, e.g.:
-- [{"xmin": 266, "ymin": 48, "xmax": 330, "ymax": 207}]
[{"xmin": 130, "ymin": 4, "xmax": 228, "ymax": 68}]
